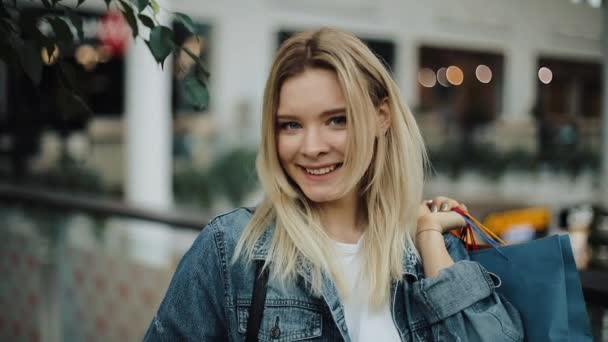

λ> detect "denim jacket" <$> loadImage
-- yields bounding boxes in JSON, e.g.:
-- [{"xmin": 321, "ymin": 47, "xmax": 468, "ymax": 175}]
[{"xmin": 145, "ymin": 207, "xmax": 524, "ymax": 341}]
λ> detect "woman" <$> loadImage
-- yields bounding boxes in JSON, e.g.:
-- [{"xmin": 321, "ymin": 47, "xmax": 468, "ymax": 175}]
[{"xmin": 144, "ymin": 28, "xmax": 523, "ymax": 341}]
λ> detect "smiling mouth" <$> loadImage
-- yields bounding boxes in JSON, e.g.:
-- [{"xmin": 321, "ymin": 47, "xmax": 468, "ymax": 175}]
[{"xmin": 301, "ymin": 163, "xmax": 343, "ymax": 175}]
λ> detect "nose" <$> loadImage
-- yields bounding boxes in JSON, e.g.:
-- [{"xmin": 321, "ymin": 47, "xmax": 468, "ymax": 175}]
[{"xmin": 301, "ymin": 127, "xmax": 329, "ymax": 159}]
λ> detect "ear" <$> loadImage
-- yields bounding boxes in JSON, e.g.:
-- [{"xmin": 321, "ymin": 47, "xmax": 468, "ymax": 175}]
[{"xmin": 377, "ymin": 98, "xmax": 392, "ymax": 135}]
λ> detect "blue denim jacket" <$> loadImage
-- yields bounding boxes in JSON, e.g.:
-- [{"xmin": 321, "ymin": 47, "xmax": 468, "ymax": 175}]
[{"xmin": 145, "ymin": 208, "xmax": 524, "ymax": 341}]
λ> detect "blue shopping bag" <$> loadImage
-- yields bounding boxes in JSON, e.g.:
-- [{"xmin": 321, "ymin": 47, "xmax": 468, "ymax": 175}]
[{"xmin": 457, "ymin": 213, "xmax": 593, "ymax": 341}]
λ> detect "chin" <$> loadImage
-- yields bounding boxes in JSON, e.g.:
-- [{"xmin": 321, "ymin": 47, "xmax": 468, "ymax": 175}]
[{"xmin": 301, "ymin": 190, "xmax": 340, "ymax": 204}]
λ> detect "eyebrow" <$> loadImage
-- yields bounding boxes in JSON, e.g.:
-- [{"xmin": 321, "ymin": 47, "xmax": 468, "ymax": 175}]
[{"xmin": 276, "ymin": 107, "xmax": 347, "ymax": 120}]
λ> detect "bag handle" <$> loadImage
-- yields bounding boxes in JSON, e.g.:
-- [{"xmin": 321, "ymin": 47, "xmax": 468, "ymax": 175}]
[
  {"xmin": 245, "ymin": 260, "xmax": 269, "ymax": 342},
  {"xmin": 452, "ymin": 207, "xmax": 508, "ymax": 254}
]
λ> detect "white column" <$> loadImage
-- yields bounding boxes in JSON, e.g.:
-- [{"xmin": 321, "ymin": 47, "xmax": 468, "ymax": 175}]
[
  {"xmin": 601, "ymin": 3, "xmax": 608, "ymax": 206},
  {"xmin": 503, "ymin": 46, "xmax": 536, "ymax": 122},
  {"xmin": 396, "ymin": 39, "xmax": 418, "ymax": 109},
  {"xmin": 124, "ymin": 5, "xmax": 173, "ymax": 267}
]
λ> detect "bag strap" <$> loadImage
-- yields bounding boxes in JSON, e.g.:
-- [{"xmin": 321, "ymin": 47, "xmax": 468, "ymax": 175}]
[{"xmin": 245, "ymin": 260, "xmax": 269, "ymax": 342}]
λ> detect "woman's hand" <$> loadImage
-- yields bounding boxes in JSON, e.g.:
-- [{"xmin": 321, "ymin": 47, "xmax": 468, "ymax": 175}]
[
  {"xmin": 416, "ymin": 196, "xmax": 468, "ymax": 278},
  {"xmin": 417, "ymin": 196, "xmax": 467, "ymax": 237}
]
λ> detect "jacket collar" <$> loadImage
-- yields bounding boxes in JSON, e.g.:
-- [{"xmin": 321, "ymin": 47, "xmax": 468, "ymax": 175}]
[{"xmin": 251, "ymin": 222, "xmax": 275, "ymax": 260}]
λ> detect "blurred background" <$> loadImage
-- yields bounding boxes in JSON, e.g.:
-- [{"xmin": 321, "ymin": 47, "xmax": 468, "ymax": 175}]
[{"xmin": 2, "ymin": 0, "xmax": 608, "ymax": 340}]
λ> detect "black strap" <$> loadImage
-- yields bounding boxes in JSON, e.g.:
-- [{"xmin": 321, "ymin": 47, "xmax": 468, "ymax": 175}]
[{"xmin": 245, "ymin": 261, "xmax": 269, "ymax": 342}]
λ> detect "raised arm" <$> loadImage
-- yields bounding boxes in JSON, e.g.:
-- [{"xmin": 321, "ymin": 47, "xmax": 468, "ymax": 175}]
[{"xmin": 413, "ymin": 198, "xmax": 524, "ymax": 341}]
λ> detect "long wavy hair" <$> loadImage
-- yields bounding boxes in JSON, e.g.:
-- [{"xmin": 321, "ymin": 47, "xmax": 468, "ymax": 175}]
[{"xmin": 233, "ymin": 27, "xmax": 427, "ymax": 308}]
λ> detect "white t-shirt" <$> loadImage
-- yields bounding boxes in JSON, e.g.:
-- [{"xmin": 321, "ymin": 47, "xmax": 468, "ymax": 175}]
[{"xmin": 333, "ymin": 239, "xmax": 402, "ymax": 342}]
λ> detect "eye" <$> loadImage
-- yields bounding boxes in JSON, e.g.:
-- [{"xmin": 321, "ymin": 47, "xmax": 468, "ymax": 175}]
[
  {"xmin": 328, "ymin": 115, "xmax": 347, "ymax": 127},
  {"xmin": 278, "ymin": 121, "xmax": 302, "ymax": 131}
]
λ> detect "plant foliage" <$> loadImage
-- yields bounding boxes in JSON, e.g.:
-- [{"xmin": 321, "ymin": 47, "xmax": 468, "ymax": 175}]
[{"xmin": 0, "ymin": 0, "xmax": 209, "ymax": 116}]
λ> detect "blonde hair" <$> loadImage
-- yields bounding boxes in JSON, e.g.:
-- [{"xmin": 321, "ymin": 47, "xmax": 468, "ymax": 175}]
[{"xmin": 233, "ymin": 27, "xmax": 427, "ymax": 308}]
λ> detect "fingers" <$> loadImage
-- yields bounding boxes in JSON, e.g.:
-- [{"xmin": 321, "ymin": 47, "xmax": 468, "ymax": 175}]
[
  {"xmin": 435, "ymin": 211, "xmax": 467, "ymax": 231},
  {"xmin": 425, "ymin": 196, "xmax": 458, "ymax": 213},
  {"xmin": 423, "ymin": 199, "xmax": 440, "ymax": 213},
  {"xmin": 424, "ymin": 196, "xmax": 468, "ymax": 213},
  {"xmin": 419, "ymin": 197, "xmax": 469, "ymax": 233}
]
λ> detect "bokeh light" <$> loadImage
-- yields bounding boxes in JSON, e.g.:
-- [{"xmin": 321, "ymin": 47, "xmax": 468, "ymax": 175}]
[
  {"xmin": 538, "ymin": 67, "xmax": 553, "ymax": 84},
  {"xmin": 475, "ymin": 64, "xmax": 492, "ymax": 83},
  {"xmin": 436, "ymin": 67, "xmax": 449, "ymax": 87},
  {"xmin": 418, "ymin": 68, "xmax": 437, "ymax": 88},
  {"xmin": 446, "ymin": 66, "xmax": 464, "ymax": 86},
  {"xmin": 76, "ymin": 44, "xmax": 98, "ymax": 71}
]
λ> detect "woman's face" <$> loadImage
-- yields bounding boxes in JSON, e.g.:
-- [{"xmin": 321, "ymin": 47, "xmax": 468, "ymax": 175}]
[{"xmin": 276, "ymin": 68, "xmax": 352, "ymax": 204}]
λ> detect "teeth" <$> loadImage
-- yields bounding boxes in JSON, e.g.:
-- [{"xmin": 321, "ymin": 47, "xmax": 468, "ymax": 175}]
[{"xmin": 305, "ymin": 165, "xmax": 337, "ymax": 175}]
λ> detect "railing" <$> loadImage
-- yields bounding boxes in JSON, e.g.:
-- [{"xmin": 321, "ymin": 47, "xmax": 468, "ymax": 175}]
[{"xmin": 0, "ymin": 183, "xmax": 206, "ymax": 229}]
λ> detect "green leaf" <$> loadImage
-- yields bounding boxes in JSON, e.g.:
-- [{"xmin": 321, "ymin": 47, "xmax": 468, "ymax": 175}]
[
  {"xmin": 5, "ymin": 5, "xmax": 18, "ymax": 18},
  {"xmin": 34, "ymin": 29, "xmax": 56, "ymax": 59},
  {"xmin": 150, "ymin": 0, "xmax": 160, "ymax": 16},
  {"xmin": 135, "ymin": 0, "xmax": 147, "ymax": 12},
  {"xmin": 77, "ymin": 0, "xmax": 86, "ymax": 7},
  {"xmin": 47, "ymin": 16, "xmax": 73, "ymax": 50},
  {"xmin": 119, "ymin": 0, "xmax": 138, "ymax": 38},
  {"xmin": 182, "ymin": 74, "xmax": 209, "ymax": 110},
  {"xmin": 146, "ymin": 25, "xmax": 173, "ymax": 65},
  {"xmin": 19, "ymin": 11, "xmax": 40, "ymax": 35},
  {"xmin": 174, "ymin": 12, "xmax": 196, "ymax": 33},
  {"xmin": 0, "ymin": 3, "xmax": 17, "ymax": 21},
  {"xmin": 0, "ymin": 17, "xmax": 18, "ymax": 33},
  {"xmin": 41, "ymin": 0, "xmax": 52, "ymax": 9},
  {"xmin": 16, "ymin": 41, "xmax": 43, "ymax": 86},
  {"xmin": 104, "ymin": 0, "xmax": 112, "ymax": 9},
  {"xmin": 137, "ymin": 14, "xmax": 155, "ymax": 29},
  {"xmin": 65, "ymin": 9, "xmax": 84, "ymax": 42},
  {"xmin": 19, "ymin": 13, "xmax": 54, "ymax": 55},
  {"xmin": 38, "ymin": 37, "xmax": 55, "ymax": 59}
]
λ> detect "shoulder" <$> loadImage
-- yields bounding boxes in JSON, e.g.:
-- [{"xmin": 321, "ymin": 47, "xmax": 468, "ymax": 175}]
[
  {"xmin": 190, "ymin": 207, "xmax": 255, "ymax": 257},
  {"xmin": 176, "ymin": 208, "xmax": 253, "ymax": 279},
  {"xmin": 207, "ymin": 207, "xmax": 255, "ymax": 236}
]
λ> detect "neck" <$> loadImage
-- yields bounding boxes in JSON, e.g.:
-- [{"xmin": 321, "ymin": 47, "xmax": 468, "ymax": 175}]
[{"xmin": 317, "ymin": 191, "xmax": 364, "ymax": 244}]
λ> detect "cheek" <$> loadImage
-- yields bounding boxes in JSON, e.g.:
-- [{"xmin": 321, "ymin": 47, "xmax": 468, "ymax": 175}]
[
  {"xmin": 330, "ymin": 131, "xmax": 349, "ymax": 153},
  {"xmin": 277, "ymin": 136, "xmax": 296, "ymax": 164}
]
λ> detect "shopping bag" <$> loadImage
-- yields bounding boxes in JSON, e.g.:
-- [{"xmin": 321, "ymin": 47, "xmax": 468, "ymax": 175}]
[
  {"xmin": 558, "ymin": 234, "xmax": 593, "ymax": 342},
  {"xmin": 453, "ymin": 209, "xmax": 593, "ymax": 342}
]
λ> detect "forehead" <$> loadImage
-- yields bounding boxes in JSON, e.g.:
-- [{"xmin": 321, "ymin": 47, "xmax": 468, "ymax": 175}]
[{"xmin": 277, "ymin": 68, "xmax": 346, "ymax": 116}]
